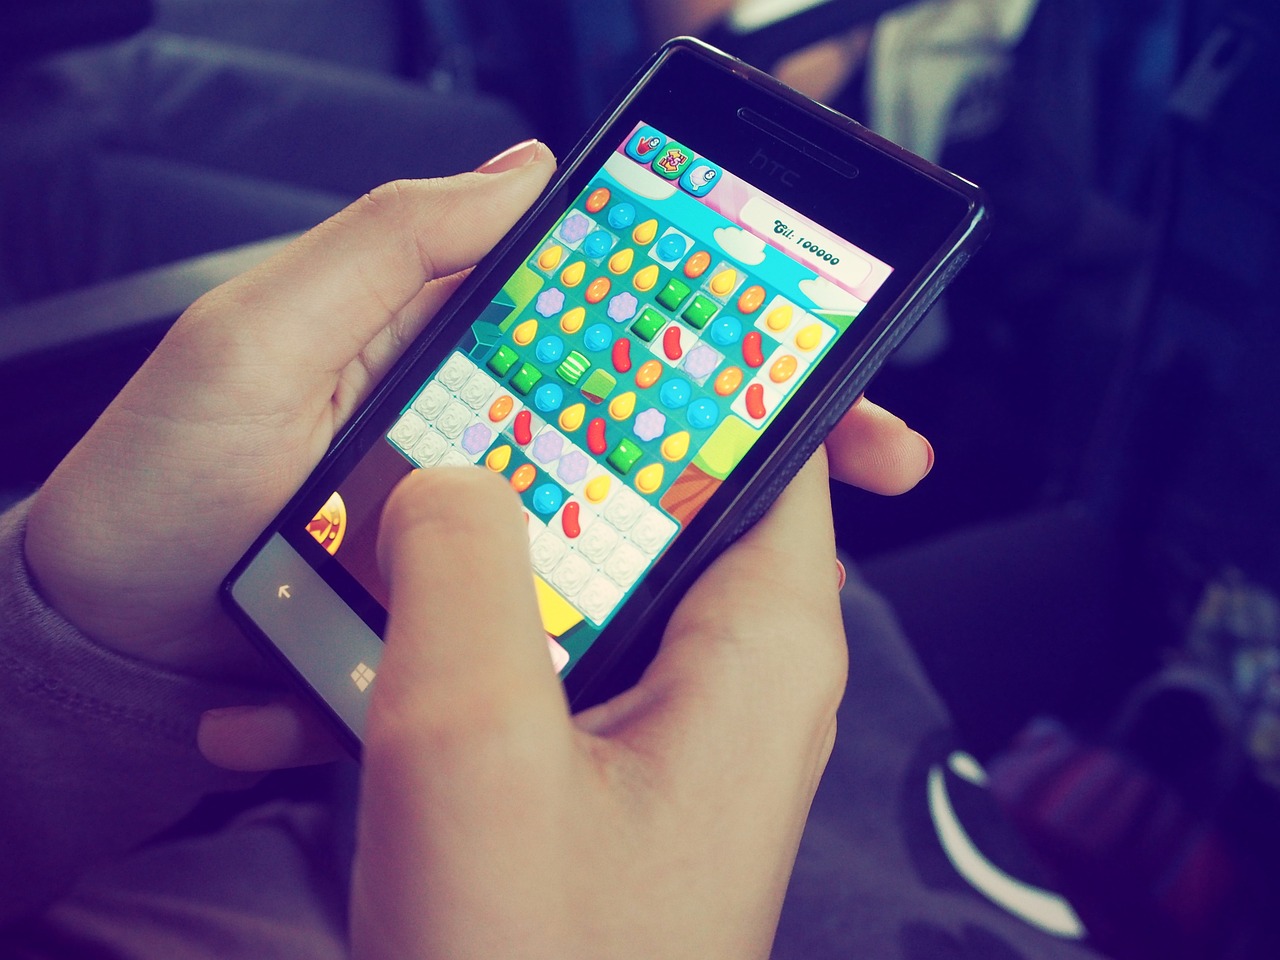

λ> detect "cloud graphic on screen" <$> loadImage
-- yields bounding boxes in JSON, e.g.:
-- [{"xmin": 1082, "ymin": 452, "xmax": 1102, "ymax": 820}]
[
  {"xmin": 798, "ymin": 276, "xmax": 864, "ymax": 311},
  {"xmin": 604, "ymin": 154, "xmax": 676, "ymax": 201},
  {"xmin": 713, "ymin": 227, "xmax": 766, "ymax": 266}
]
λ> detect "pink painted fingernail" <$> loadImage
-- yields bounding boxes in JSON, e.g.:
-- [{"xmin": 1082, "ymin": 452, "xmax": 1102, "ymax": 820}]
[
  {"xmin": 836, "ymin": 559, "xmax": 847, "ymax": 591},
  {"xmin": 476, "ymin": 139, "xmax": 542, "ymax": 174},
  {"xmin": 918, "ymin": 432, "xmax": 935, "ymax": 477}
]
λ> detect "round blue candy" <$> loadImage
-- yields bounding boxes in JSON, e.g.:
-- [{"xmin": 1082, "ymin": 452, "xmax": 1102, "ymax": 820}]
[
  {"xmin": 582, "ymin": 230, "xmax": 612, "ymax": 259},
  {"xmin": 531, "ymin": 483, "xmax": 564, "ymax": 516},
  {"xmin": 656, "ymin": 233, "xmax": 688, "ymax": 262},
  {"xmin": 659, "ymin": 379, "xmax": 691, "ymax": 409},
  {"xmin": 583, "ymin": 323, "xmax": 613, "ymax": 352},
  {"xmin": 533, "ymin": 382, "xmax": 564, "ymax": 413},
  {"xmin": 535, "ymin": 335, "xmax": 565, "ymax": 363},
  {"xmin": 687, "ymin": 398, "xmax": 719, "ymax": 430},
  {"xmin": 607, "ymin": 203, "xmax": 636, "ymax": 230},
  {"xmin": 709, "ymin": 316, "xmax": 743, "ymax": 347}
]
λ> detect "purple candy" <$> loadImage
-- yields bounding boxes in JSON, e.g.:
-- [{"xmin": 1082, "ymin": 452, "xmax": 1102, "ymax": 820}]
[
  {"xmin": 531, "ymin": 430, "xmax": 564, "ymax": 464},
  {"xmin": 633, "ymin": 408, "xmax": 666, "ymax": 442},
  {"xmin": 461, "ymin": 422, "xmax": 492, "ymax": 455},
  {"xmin": 607, "ymin": 292, "xmax": 638, "ymax": 323},
  {"xmin": 683, "ymin": 344, "xmax": 720, "ymax": 380},
  {"xmin": 560, "ymin": 213, "xmax": 591, "ymax": 244},
  {"xmin": 535, "ymin": 288, "xmax": 565, "ymax": 318},
  {"xmin": 557, "ymin": 450, "xmax": 591, "ymax": 485}
]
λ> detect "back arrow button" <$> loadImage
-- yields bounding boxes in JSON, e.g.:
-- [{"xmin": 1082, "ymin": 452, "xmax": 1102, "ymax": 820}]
[{"xmin": 277, "ymin": 584, "xmax": 292, "ymax": 599}]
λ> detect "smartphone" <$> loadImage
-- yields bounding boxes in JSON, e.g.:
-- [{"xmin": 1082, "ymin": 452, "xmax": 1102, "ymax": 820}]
[{"xmin": 224, "ymin": 38, "xmax": 988, "ymax": 752}]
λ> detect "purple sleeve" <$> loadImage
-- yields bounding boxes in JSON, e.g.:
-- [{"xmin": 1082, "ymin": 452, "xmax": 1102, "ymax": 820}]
[{"xmin": 0, "ymin": 497, "xmax": 258, "ymax": 924}]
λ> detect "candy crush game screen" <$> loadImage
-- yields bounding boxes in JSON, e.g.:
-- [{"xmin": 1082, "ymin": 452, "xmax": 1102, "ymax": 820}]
[{"xmin": 305, "ymin": 123, "xmax": 894, "ymax": 674}]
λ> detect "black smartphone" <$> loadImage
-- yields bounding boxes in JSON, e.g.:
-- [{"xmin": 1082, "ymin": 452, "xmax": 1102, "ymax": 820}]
[{"xmin": 224, "ymin": 38, "xmax": 988, "ymax": 752}]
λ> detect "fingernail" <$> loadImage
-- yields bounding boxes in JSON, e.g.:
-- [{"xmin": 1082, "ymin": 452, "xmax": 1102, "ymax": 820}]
[
  {"xmin": 836, "ymin": 559, "xmax": 847, "ymax": 591},
  {"xmin": 918, "ymin": 432, "xmax": 935, "ymax": 477},
  {"xmin": 476, "ymin": 139, "xmax": 542, "ymax": 174},
  {"xmin": 201, "ymin": 704, "xmax": 261, "ymax": 721}
]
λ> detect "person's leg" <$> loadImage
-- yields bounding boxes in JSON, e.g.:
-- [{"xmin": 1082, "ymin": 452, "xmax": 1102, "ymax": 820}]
[{"xmin": 774, "ymin": 567, "xmax": 1106, "ymax": 959}]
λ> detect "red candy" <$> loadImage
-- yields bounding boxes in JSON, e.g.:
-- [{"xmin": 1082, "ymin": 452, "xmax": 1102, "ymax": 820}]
[
  {"xmin": 663, "ymin": 325, "xmax": 683, "ymax": 361},
  {"xmin": 612, "ymin": 337, "xmax": 632, "ymax": 373},
  {"xmin": 587, "ymin": 417, "xmax": 607, "ymax": 455},
  {"xmin": 745, "ymin": 382, "xmax": 767, "ymax": 420},
  {"xmin": 513, "ymin": 409, "xmax": 533, "ymax": 445},
  {"xmin": 742, "ymin": 330, "xmax": 765, "ymax": 369},
  {"xmin": 561, "ymin": 501, "xmax": 581, "ymax": 538}
]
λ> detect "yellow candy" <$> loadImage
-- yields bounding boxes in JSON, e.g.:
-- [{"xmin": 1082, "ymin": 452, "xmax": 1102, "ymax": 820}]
[
  {"xmin": 633, "ymin": 264, "xmax": 659, "ymax": 292},
  {"xmin": 559, "ymin": 402, "xmax": 585, "ymax": 432},
  {"xmin": 635, "ymin": 462, "xmax": 664, "ymax": 495},
  {"xmin": 608, "ymin": 391, "xmax": 636, "ymax": 421},
  {"xmin": 488, "ymin": 394, "xmax": 514, "ymax": 422},
  {"xmin": 585, "ymin": 474, "xmax": 611, "ymax": 503},
  {"xmin": 709, "ymin": 268, "xmax": 737, "ymax": 297},
  {"xmin": 770, "ymin": 354, "xmax": 798, "ymax": 383},
  {"xmin": 485, "ymin": 445, "xmax": 512, "ymax": 472},
  {"xmin": 766, "ymin": 303, "xmax": 794, "ymax": 332},
  {"xmin": 537, "ymin": 245, "xmax": 563, "ymax": 271},
  {"xmin": 632, "ymin": 218, "xmax": 658, "ymax": 245},
  {"xmin": 635, "ymin": 359, "xmax": 662, "ymax": 389},
  {"xmin": 713, "ymin": 366, "xmax": 743, "ymax": 396},
  {"xmin": 737, "ymin": 285, "xmax": 766, "ymax": 314},
  {"xmin": 560, "ymin": 306, "xmax": 585, "ymax": 334},
  {"xmin": 661, "ymin": 431, "xmax": 690, "ymax": 461},
  {"xmin": 513, "ymin": 318, "xmax": 538, "ymax": 345},
  {"xmin": 560, "ymin": 261, "xmax": 586, "ymax": 287},
  {"xmin": 510, "ymin": 463, "xmax": 536, "ymax": 492},
  {"xmin": 795, "ymin": 322, "xmax": 822, "ymax": 351},
  {"xmin": 608, "ymin": 248, "xmax": 634, "ymax": 275}
]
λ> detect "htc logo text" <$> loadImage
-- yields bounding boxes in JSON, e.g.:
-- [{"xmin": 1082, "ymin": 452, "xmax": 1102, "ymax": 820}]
[{"xmin": 747, "ymin": 149, "xmax": 800, "ymax": 187}]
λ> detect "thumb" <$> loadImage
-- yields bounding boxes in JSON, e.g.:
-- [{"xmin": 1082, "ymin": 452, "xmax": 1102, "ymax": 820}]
[{"xmin": 368, "ymin": 468, "xmax": 570, "ymax": 755}]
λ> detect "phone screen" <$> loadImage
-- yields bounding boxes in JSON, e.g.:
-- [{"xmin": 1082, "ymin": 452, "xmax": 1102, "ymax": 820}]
[{"xmin": 304, "ymin": 122, "xmax": 894, "ymax": 676}]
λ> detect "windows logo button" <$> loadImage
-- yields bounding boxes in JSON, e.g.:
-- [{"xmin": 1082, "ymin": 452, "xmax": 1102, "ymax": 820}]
[{"xmin": 351, "ymin": 662, "xmax": 376, "ymax": 692}]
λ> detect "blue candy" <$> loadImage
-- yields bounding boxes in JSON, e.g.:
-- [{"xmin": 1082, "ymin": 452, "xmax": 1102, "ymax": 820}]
[
  {"xmin": 709, "ymin": 316, "xmax": 743, "ymax": 347},
  {"xmin": 583, "ymin": 323, "xmax": 614, "ymax": 352},
  {"xmin": 687, "ymin": 398, "xmax": 719, "ymax": 429},
  {"xmin": 607, "ymin": 203, "xmax": 636, "ymax": 230},
  {"xmin": 533, "ymin": 382, "xmax": 564, "ymax": 413},
  {"xmin": 659, "ymin": 379, "xmax": 692, "ymax": 409},
  {"xmin": 535, "ymin": 335, "xmax": 565, "ymax": 364},
  {"xmin": 582, "ymin": 230, "xmax": 612, "ymax": 259},
  {"xmin": 531, "ymin": 483, "xmax": 564, "ymax": 516},
  {"xmin": 656, "ymin": 233, "xmax": 688, "ymax": 262}
]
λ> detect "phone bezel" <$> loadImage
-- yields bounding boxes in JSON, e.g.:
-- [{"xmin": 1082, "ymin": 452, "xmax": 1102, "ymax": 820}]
[{"xmin": 223, "ymin": 38, "xmax": 988, "ymax": 747}]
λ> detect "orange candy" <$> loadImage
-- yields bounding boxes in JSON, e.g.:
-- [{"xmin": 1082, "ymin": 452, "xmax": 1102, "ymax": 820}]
[
  {"xmin": 737, "ymin": 285, "xmax": 766, "ymax": 314},
  {"xmin": 635, "ymin": 359, "xmax": 662, "ymax": 389},
  {"xmin": 769, "ymin": 354, "xmax": 798, "ymax": 384},
  {"xmin": 585, "ymin": 276, "xmax": 611, "ymax": 304},
  {"xmin": 585, "ymin": 188, "xmax": 610, "ymax": 213},
  {"xmin": 488, "ymin": 394, "xmax": 514, "ymax": 422},
  {"xmin": 713, "ymin": 366, "xmax": 744, "ymax": 396},
  {"xmin": 510, "ymin": 463, "xmax": 537, "ymax": 492},
  {"xmin": 683, "ymin": 250, "xmax": 711, "ymax": 279}
]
